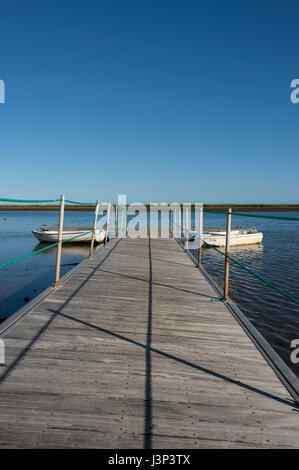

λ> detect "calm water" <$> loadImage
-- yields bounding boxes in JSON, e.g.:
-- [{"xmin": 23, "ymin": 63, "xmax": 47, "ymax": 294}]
[
  {"xmin": 188, "ymin": 212, "xmax": 299, "ymax": 377},
  {"xmin": 0, "ymin": 210, "xmax": 298, "ymax": 377}
]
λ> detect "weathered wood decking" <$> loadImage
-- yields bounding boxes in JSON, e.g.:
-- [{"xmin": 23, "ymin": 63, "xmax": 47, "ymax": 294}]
[{"xmin": 0, "ymin": 237, "xmax": 298, "ymax": 448}]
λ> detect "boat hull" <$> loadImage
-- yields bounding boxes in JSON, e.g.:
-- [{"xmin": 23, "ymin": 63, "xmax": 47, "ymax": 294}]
[{"xmin": 32, "ymin": 228, "xmax": 106, "ymax": 244}]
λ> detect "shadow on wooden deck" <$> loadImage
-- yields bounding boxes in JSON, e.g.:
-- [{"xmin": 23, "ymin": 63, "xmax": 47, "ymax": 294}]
[{"xmin": 0, "ymin": 237, "xmax": 298, "ymax": 450}]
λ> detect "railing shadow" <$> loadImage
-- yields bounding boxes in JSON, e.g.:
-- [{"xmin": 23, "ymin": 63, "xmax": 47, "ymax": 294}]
[
  {"xmin": 45, "ymin": 309, "xmax": 298, "ymax": 412},
  {"xmin": 116, "ymin": 250, "xmax": 196, "ymax": 269},
  {"xmin": 144, "ymin": 237, "xmax": 152, "ymax": 448},
  {"xmin": 98, "ymin": 269, "xmax": 213, "ymax": 299}
]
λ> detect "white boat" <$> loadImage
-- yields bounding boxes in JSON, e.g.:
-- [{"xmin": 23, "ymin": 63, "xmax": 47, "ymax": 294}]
[
  {"xmin": 186, "ymin": 226, "xmax": 263, "ymax": 247},
  {"xmin": 32, "ymin": 225, "xmax": 106, "ymax": 244}
]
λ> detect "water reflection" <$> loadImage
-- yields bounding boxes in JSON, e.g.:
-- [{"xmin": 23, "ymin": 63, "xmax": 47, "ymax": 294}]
[
  {"xmin": 33, "ymin": 242, "xmax": 92, "ymax": 257},
  {"xmin": 187, "ymin": 238, "xmax": 264, "ymax": 255}
]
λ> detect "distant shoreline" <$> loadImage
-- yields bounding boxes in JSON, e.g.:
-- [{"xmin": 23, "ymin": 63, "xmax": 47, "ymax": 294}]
[{"xmin": 0, "ymin": 204, "xmax": 299, "ymax": 212}]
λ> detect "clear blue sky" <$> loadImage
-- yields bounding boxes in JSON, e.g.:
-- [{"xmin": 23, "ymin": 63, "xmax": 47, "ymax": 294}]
[{"xmin": 0, "ymin": 0, "xmax": 299, "ymax": 204}]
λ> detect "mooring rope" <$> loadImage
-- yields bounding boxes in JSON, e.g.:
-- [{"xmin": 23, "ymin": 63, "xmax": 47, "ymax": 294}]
[
  {"xmin": 199, "ymin": 238, "xmax": 299, "ymax": 307},
  {"xmin": 0, "ymin": 196, "xmax": 114, "ymax": 206},
  {"xmin": 0, "ymin": 197, "xmax": 98, "ymax": 205},
  {"xmin": 0, "ymin": 195, "xmax": 110, "ymax": 270},
  {"xmin": 64, "ymin": 199, "xmax": 96, "ymax": 205},
  {"xmin": 0, "ymin": 198, "xmax": 60, "ymax": 203},
  {"xmin": 204, "ymin": 210, "xmax": 299, "ymax": 222}
]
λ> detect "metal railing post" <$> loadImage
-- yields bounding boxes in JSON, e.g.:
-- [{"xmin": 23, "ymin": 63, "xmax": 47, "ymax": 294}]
[
  {"xmin": 198, "ymin": 205, "xmax": 203, "ymax": 268},
  {"xmin": 114, "ymin": 204, "xmax": 118, "ymax": 238},
  {"xmin": 172, "ymin": 210, "xmax": 174, "ymax": 235},
  {"xmin": 89, "ymin": 200, "xmax": 100, "ymax": 259},
  {"xmin": 105, "ymin": 202, "xmax": 111, "ymax": 246},
  {"xmin": 174, "ymin": 208, "xmax": 176, "ymax": 238},
  {"xmin": 185, "ymin": 206, "xmax": 189, "ymax": 252},
  {"xmin": 224, "ymin": 208, "xmax": 232, "ymax": 300},
  {"xmin": 120, "ymin": 206, "xmax": 123, "ymax": 237},
  {"xmin": 54, "ymin": 194, "xmax": 65, "ymax": 288},
  {"xmin": 179, "ymin": 206, "xmax": 181, "ymax": 243}
]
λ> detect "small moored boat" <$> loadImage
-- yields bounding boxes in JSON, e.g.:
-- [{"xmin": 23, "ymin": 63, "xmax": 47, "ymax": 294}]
[
  {"xmin": 32, "ymin": 225, "xmax": 106, "ymax": 244},
  {"xmin": 186, "ymin": 226, "xmax": 263, "ymax": 247},
  {"xmin": 203, "ymin": 226, "xmax": 263, "ymax": 247}
]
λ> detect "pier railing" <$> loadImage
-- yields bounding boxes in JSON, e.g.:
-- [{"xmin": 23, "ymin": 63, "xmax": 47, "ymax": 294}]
[
  {"xmin": 1, "ymin": 197, "xmax": 298, "ymax": 306},
  {"xmin": 170, "ymin": 206, "xmax": 299, "ymax": 307},
  {"xmin": 0, "ymin": 195, "xmax": 115, "ymax": 288},
  {"xmin": 170, "ymin": 206, "xmax": 299, "ymax": 403}
]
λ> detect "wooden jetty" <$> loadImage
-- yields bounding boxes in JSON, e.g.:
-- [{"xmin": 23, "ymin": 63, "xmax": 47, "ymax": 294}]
[{"xmin": 0, "ymin": 236, "xmax": 298, "ymax": 448}]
